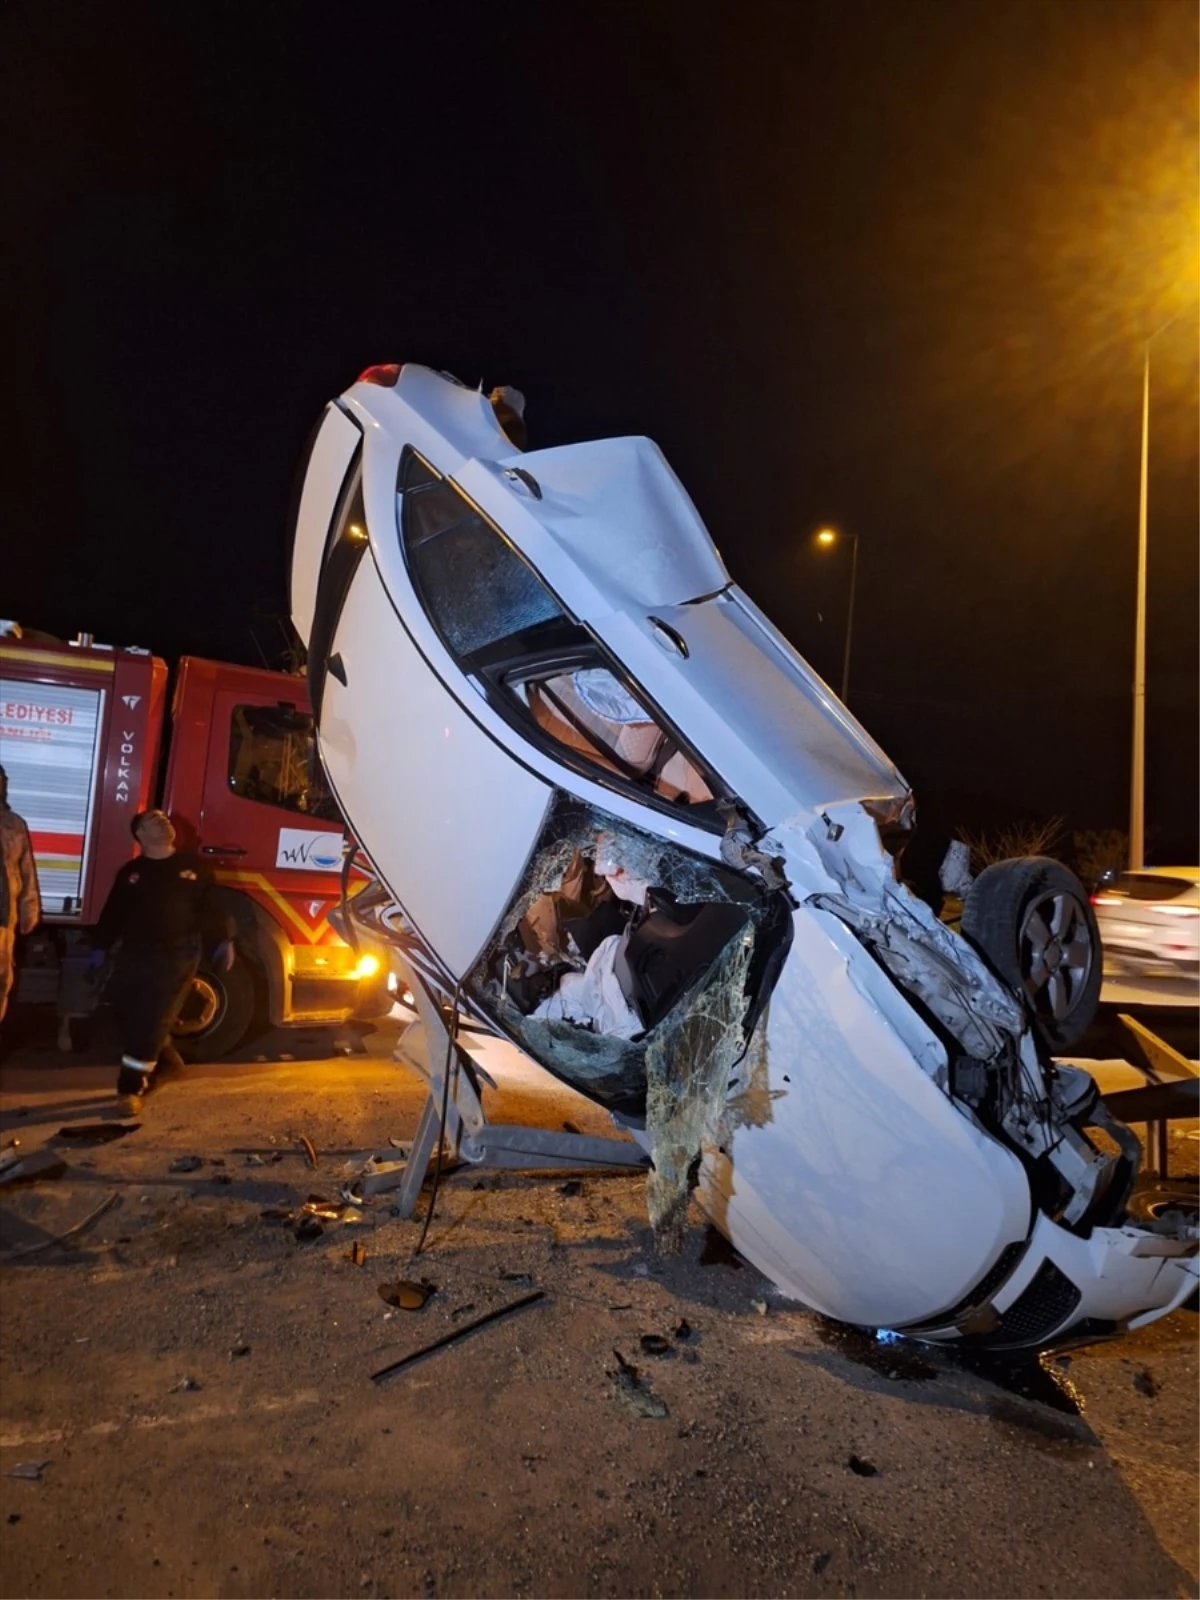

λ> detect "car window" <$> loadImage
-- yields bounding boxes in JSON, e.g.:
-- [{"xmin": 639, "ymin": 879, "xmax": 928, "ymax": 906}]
[
  {"xmin": 227, "ymin": 704, "xmax": 340, "ymax": 820},
  {"xmin": 398, "ymin": 446, "xmax": 723, "ymax": 821},
  {"xmin": 399, "ymin": 447, "xmax": 563, "ymax": 658},
  {"xmin": 1113, "ymin": 873, "xmax": 1196, "ymax": 902},
  {"xmin": 514, "ymin": 665, "xmax": 714, "ymax": 808}
]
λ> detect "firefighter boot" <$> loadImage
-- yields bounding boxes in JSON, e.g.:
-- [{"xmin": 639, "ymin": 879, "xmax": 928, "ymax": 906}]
[{"xmin": 116, "ymin": 1056, "xmax": 156, "ymax": 1114}]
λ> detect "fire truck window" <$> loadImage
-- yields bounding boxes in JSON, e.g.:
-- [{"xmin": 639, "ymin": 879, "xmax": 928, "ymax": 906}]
[{"xmin": 227, "ymin": 705, "xmax": 339, "ymax": 820}]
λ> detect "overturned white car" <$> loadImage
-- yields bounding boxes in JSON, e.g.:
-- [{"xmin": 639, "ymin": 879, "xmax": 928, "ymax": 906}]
[{"xmin": 288, "ymin": 363, "xmax": 1197, "ymax": 1353}]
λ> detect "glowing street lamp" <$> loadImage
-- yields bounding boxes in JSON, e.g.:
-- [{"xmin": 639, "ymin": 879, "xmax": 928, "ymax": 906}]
[{"xmin": 813, "ymin": 527, "xmax": 859, "ymax": 705}]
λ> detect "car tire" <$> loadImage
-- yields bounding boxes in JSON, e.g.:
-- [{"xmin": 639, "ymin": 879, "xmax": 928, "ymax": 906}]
[
  {"xmin": 961, "ymin": 856, "xmax": 1102, "ymax": 1053},
  {"xmin": 172, "ymin": 959, "xmax": 258, "ymax": 1061}
]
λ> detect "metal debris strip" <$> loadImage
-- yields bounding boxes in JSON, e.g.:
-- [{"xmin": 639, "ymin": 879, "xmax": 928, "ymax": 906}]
[
  {"xmin": 371, "ymin": 1290, "xmax": 546, "ymax": 1384},
  {"xmin": 0, "ymin": 1192, "xmax": 121, "ymax": 1261},
  {"xmin": 644, "ymin": 928, "xmax": 754, "ymax": 1252},
  {"xmin": 5, "ymin": 1461, "xmax": 50, "ymax": 1481},
  {"xmin": 298, "ymin": 1134, "xmax": 320, "ymax": 1169}
]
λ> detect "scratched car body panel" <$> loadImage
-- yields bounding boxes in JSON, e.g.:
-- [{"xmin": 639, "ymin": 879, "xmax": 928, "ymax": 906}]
[{"xmin": 289, "ymin": 364, "xmax": 1197, "ymax": 1351}]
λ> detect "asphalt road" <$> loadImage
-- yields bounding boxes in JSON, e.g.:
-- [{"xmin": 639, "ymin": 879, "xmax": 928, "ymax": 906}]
[{"xmin": 0, "ymin": 1004, "xmax": 1196, "ymax": 1598}]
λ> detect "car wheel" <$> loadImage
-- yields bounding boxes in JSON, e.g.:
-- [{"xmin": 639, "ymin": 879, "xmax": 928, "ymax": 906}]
[
  {"xmin": 172, "ymin": 959, "xmax": 257, "ymax": 1061},
  {"xmin": 961, "ymin": 856, "xmax": 1102, "ymax": 1052}
]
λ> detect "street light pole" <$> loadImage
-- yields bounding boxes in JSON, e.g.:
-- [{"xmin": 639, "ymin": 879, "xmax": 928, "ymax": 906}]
[
  {"xmin": 814, "ymin": 527, "xmax": 860, "ymax": 706},
  {"xmin": 1129, "ymin": 316, "xmax": 1178, "ymax": 872},
  {"xmin": 840, "ymin": 533, "xmax": 859, "ymax": 705}
]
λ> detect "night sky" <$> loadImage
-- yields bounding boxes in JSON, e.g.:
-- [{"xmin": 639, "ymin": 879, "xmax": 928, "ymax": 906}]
[{"xmin": 6, "ymin": 0, "xmax": 1197, "ymax": 858}]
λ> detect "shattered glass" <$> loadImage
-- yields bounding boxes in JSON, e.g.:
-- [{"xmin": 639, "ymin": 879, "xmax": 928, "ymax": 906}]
[
  {"xmin": 467, "ymin": 793, "xmax": 787, "ymax": 1242},
  {"xmin": 644, "ymin": 925, "xmax": 754, "ymax": 1252}
]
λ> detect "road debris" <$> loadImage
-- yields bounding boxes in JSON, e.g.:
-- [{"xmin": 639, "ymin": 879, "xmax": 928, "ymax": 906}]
[
  {"xmin": 378, "ymin": 1279, "xmax": 436, "ymax": 1311},
  {"xmin": 0, "ymin": 1147, "xmax": 67, "ymax": 1187},
  {"xmin": 0, "ymin": 1192, "xmax": 120, "ymax": 1261},
  {"xmin": 674, "ymin": 1319, "xmax": 693, "ymax": 1341},
  {"xmin": 639, "ymin": 1333, "xmax": 673, "ymax": 1356},
  {"xmin": 294, "ymin": 1217, "xmax": 324, "ymax": 1242},
  {"xmin": 1133, "ymin": 1368, "xmax": 1159, "ymax": 1398},
  {"xmin": 56, "ymin": 1122, "xmax": 140, "ymax": 1144},
  {"xmin": 5, "ymin": 1461, "xmax": 50, "ymax": 1481},
  {"xmin": 371, "ymin": 1290, "xmax": 547, "ymax": 1384},
  {"xmin": 847, "ymin": 1455, "xmax": 879, "ymax": 1477},
  {"xmin": 230, "ymin": 1340, "xmax": 251, "ymax": 1360},
  {"xmin": 168, "ymin": 1155, "xmax": 203, "ymax": 1174},
  {"xmin": 299, "ymin": 1134, "xmax": 320, "ymax": 1169},
  {"xmin": 170, "ymin": 1376, "xmax": 201, "ymax": 1392},
  {"xmin": 610, "ymin": 1349, "xmax": 669, "ymax": 1419},
  {"xmin": 557, "ymin": 1179, "xmax": 582, "ymax": 1196},
  {"xmin": 348, "ymin": 1241, "xmax": 367, "ymax": 1266}
]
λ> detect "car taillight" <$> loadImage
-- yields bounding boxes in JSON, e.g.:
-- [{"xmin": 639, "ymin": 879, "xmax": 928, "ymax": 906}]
[
  {"xmin": 357, "ymin": 363, "xmax": 403, "ymax": 387},
  {"xmin": 1091, "ymin": 894, "xmax": 1122, "ymax": 906}
]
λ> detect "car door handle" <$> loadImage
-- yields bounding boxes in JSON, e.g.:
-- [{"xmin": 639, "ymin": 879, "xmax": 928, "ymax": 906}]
[{"xmin": 200, "ymin": 844, "xmax": 248, "ymax": 858}]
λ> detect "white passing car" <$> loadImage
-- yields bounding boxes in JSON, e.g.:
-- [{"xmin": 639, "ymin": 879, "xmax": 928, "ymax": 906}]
[
  {"xmin": 1093, "ymin": 867, "xmax": 1200, "ymax": 978},
  {"xmin": 288, "ymin": 363, "xmax": 1197, "ymax": 1353}
]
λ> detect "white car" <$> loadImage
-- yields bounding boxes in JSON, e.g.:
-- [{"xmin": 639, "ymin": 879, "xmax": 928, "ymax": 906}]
[
  {"xmin": 288, "ymin": 363, "xmax": 1197, "ymax": 1353},
  {"xmin": 1093, "ymin": 867, "xmax": 1200, "ymax": 978}
]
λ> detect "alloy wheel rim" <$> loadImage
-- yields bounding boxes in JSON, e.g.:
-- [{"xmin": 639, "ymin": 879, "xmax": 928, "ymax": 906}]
[{"xmin": 1019, "ymin": 890, "xmax": 1095, "ymax": 1022}]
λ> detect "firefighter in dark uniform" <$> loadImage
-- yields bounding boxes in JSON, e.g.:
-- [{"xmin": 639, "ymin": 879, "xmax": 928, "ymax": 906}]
[{"xmin": 93, "ymin": 809, "xmax": 235, "ymax": 1109}]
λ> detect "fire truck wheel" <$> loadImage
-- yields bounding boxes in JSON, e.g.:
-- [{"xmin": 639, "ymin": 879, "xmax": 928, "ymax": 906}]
[{"xmin": 172, "ymin": 959, "xmax": 257, "ymax": 1062}]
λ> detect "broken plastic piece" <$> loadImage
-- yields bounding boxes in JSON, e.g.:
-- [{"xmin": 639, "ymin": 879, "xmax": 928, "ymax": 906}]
[
  {"xmin": 610, "ymin": 1350, "xmax": 669, "ymax": 1418},
  {"xmin": 0, "ymin": 1148, "xmax": 67, "ymax": 1187},
  {"xmin": 638, "ymin": 1334, "xmax": 672, "ymax": 1356},
  {"xmin": 5, "ymin": 1461, "xmax": 49, "ymax": 1481},
  {"xmin": 378, "ymin": 1279, "xmax": 436, "ymax": 1311},
  {"xmin": 168, "ymin": 1155, "xmax": 203, "ymax": 1174}
]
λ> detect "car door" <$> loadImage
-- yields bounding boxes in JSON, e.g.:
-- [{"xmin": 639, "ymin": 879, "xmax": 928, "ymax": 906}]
[{"xmin": 307, "ymin": 443, "xmax": 555, "ymax": 982}]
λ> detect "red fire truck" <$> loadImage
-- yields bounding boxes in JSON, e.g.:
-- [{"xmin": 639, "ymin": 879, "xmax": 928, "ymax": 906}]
[{"xmin": 0, "ymin": 627, "xmax": 388, "ymax": 1056}]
